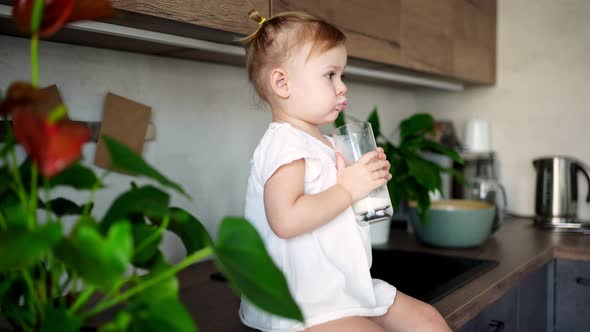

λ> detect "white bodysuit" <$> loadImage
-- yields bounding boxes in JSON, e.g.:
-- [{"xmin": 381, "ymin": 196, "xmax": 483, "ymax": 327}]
[{"xmin": 240, "ymin": 122, "xmax": 396, "ymax": 332}]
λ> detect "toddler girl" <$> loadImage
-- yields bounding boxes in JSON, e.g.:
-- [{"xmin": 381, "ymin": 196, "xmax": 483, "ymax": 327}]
[{"xmin": 239, "ymin": 9, "xmax": 451, "ymax": 332}]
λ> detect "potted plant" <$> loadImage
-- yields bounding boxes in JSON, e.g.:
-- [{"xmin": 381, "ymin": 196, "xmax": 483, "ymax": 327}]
[
  {"xmin": 0, "ymin": 1, "xmax": 302, "ymax": 331},
  {"xmin": 335, "ymin": 108, "xmax": 464, "ymax": 223}
]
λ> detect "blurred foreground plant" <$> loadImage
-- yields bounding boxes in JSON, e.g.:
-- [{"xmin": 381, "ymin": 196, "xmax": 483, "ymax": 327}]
[{"xmin": 0, "ymin": 1, "xmax": 302, "ymax": 331}]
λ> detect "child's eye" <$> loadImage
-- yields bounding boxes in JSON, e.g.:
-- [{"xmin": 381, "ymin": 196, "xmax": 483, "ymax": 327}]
[{"xmin": 326, "ymin": 72, "xmax": 335, "ymax": 79}]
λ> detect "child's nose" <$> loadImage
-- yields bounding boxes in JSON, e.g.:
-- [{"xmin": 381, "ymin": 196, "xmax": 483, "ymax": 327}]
[{"xmin": 337, "ymin": 81, "xmax": 347, "ymax": 95}]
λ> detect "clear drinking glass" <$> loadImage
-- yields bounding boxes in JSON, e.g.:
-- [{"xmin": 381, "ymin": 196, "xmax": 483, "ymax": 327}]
[{"xmin": 331, "ymin": 122, "xmax": 394, "ymax": 224}]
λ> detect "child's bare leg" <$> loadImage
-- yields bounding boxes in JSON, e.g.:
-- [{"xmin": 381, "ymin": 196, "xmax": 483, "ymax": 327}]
[
  {"xmin": 368, "ymin": 291, "xmax": 451, "ymax": 332},
  {"xmin": 305, "ymin": 316, "xmax": 386, "ymax": 332}
]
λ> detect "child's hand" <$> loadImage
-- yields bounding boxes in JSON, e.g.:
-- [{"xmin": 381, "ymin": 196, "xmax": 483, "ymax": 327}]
[{"xmin": 336, "ymin": 148, "xmax": 392, "ymax": 202}]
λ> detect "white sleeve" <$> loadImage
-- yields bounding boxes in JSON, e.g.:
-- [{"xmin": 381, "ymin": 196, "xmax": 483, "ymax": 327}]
[{"xmin": 257, "ymin": 127, "xmax": 322, "ymax": 185}]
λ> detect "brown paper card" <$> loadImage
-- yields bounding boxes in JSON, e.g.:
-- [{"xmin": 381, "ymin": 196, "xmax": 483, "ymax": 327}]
[
  {"xmin": 39, "ymin": 85, "xmax": 66, "ymax": 117},
  {"xmin": 94, "ymin": 93, "xmax": 151, "ymax": 170}
]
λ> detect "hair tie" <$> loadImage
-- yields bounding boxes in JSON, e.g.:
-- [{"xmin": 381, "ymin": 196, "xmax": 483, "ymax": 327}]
[{"xmin": 258, "ymin": 17, "xmax": 267, "ymax": 26}]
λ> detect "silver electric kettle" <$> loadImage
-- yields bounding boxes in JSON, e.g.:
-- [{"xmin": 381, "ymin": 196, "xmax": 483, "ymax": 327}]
[{"xmin": 533, "ymin": 156, "xmax": 590, "ymax": 228}]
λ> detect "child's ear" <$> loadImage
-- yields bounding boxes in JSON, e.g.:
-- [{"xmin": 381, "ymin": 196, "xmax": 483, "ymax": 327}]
[{"xmin": 269, "ymin": 68, "xmax": 289, "ymax": 99}]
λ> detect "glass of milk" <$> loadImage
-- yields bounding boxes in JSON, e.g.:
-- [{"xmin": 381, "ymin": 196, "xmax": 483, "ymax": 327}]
[{"xmin": 332, "ymin": 122, "xmax": 393, "ymax": 224}]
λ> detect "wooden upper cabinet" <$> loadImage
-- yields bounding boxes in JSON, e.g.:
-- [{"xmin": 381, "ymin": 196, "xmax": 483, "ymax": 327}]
[
  {"xmin": 452, "ymin": 0, "xmax": 497, "ymax": 83},
  {"xmin": 110, "ymin": 0, "xmax": 269, "ymax": 35},
  {"xmin": 272, "ymin": 0, "xmax": 403, "ymax": 67},
  {"xmin": 272, "ymin": 0, "xmax": 496, "ymax": 84},
  {"xmin": 105, "ymin": 0, "xmax": 496, "ymax": 84},
  {"xmin": 400, "ymin": 0, "xmax": 454, "ymax": 76}
]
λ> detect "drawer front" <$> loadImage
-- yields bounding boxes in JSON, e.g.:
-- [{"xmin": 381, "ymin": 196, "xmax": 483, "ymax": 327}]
[
  {"xmin": 555, "ymin": 259, "xmax": 590, "ymax": 332},
  {"xmin": 519, "ymin": 262, "xmax": 551, "ymax": 332},
  {"xmin": 457, "ymin": 287, "xmax": 518, "ymax": 332}
]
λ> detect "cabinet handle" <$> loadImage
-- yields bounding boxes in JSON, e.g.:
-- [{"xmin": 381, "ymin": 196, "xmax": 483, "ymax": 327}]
[
  {"xmin": 489, "ymin": 319, "xmax": 505, "ymax": 332},
  {"xmin": 575, "ymin": 277, "xmax": 590, "ymax": 286}
]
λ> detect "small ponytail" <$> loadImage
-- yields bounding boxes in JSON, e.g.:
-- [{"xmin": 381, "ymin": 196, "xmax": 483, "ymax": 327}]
[
  {"xmin": 248, "ymin": 9, "xmax": 266, "ymax": 25},
  {"xmin": 237, "ymin": 9, "xmax": 267, "ymax": 45}
]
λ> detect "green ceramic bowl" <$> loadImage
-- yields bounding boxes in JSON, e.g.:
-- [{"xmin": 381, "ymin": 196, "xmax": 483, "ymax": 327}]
[{"xmin": 409, "ymin": 199, "xmax": 495, "ymax": 248}]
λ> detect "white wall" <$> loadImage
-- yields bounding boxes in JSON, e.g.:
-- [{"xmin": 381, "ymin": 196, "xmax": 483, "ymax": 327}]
[
  {"xmin": 0, "ymin": 35, "xmax": 417, "ymax": 261},
  {"xmin": 417, "ymin": 0, "xmax": 590, "ymax": 218}
]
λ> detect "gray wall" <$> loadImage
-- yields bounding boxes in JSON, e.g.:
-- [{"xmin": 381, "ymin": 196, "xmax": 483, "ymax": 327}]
[
  {"xmin": 417, "ymin": 0, "xmax": 590, "ymax": 218},
  {"xmin": 0, "ymin": 35, "xmax": 417, "ymax": 261}
]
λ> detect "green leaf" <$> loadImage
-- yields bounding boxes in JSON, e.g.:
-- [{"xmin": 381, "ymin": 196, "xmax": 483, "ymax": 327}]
[
  {"xmin": 400, "ymin": 113, "xmax": 434, "ymax": 142},
  {"xmin": 405, "ymin": 178, "xmax": 432, "ymax": 224},
  {"xmin": 0, "ymin": 222, "xmax": 61, "ymax": 272},
  {"xmin": 20, "ymin": 160, "xmax": 101, "ymax": 191},
  {"xmin": 0, "ymin": 196, "xmax": 28, "ymax": 229},
  {"xmin": 334, "ymin": 111, "xmax": 346, "ymax": 128},
  {"xmin": 135, "ymin": 254, "xmax": 179, "ymax": 303},
  {"xmin": 0, "ymin": 274, "xmax": 16, "ymax": 299},
  {"xmin": 132, "ymin": 223, "xmax": 162, "ymax": 266},
  {"xmin": 98, "ymin": 311, "xmax": 132, "ymax": 332},
  {"xmin": 127, "ymin": 297, "xmax": 197, "ymax": 332},
  {"xmin": 39, "ymin": 197, "xmax": 89, "ymax": 217},
  {"xmin": 56, "ymin": 221, "xmax": 133, "ymax": 290},
  {"xmin": 40, "ymin": 306, "xmax": 81, "ymax": 332},
  {"xmin": 101, "ymin": 185, "xmax": 170, "ymax": 233},
  {"xmin": 214, "ymin": 217, "xmax": 303, "ymax": 322},
  {"xmin": 406, "ymin": 154, "xmax": 442, "ymax": 190},
  {"xmin": 160, "ymin": 208, "xmax": 212, "ymax": 255},
  {"xmin": 419, "ymin": 139, "xmax": 463, "ymax": 164},
  {"xmin": 444, "ymin": 167, "xmax": 470, "ymax": 186},
  {"xmin": 49, "ymin": 162, "xmax": 102, "ymax": 190},
  {"xmin": 367, "ymin": 107, "xmax": 381, "ymax": 138},
  {"xmin": 0, "ymin": 168, "xmax": 11, "ymax": 196},
  {"xmin": 0, "ymin": 135, "xmax": 15, "ymax": 158},
  {"xmin": 102, "ymin": 136, "xmax": 188, "ymax": 197}
]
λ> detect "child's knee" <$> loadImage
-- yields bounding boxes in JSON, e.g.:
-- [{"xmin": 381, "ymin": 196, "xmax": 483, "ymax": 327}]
[{"xmin": 420, "ymin": 303, "xmax": 451, "ymax": 332}]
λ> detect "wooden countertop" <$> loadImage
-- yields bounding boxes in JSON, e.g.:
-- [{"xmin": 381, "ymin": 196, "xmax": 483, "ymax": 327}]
[{"xmin": 176, "ymin": 218, "xmax": 590, "ymax": 331}]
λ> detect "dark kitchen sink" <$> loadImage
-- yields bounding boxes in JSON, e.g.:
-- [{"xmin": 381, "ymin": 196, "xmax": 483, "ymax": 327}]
[{"xmin": 370, "ymin": 249, "xmax": 498, "ymax": 304}]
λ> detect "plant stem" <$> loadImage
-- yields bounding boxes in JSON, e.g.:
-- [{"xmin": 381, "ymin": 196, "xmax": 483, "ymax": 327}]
[
  {"xmin": 83, "ymin": 177, "xmax": 102, "ymax": 217},
  {"xmin": 82, "ymin": 246, "xmax": 214, "ymax": 320},
  {"xmin": 0, "ymin": 212, "xmax": 7, "ymax": 229},
  {"xmin": 135, "ymin": 216, "xmax": 169, "ymax": 254},
  {"xmin": 22, "ymin": 270, "xmax": 42, "ymax": 320},
  {"xmin": 69, "ymin": 285, "xmax": 95, "ymax": 314},
  {"xmin": 29, "ymin": 163, "xmax": 38, "ymax": 226},
  {"xmin": 43, "ymin": 178, "xmax": 50, "ymax": 220},
  {"xmin": 39, "ymin": 262, "xmax": 47, "ymax": 304},
  {"xmin": 9, "ymin": 150, "xmax": 30, "ymax": 228},
  {"xmin": 31, "ymin": 33, "xmax": 39, "ymax": 87}
]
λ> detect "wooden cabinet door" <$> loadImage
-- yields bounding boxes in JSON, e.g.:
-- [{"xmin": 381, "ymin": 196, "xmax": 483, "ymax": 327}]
[
  {"xmin": 452, "ymin": 0, "xmax": 497, "ymax": 83},
  {"xmin": 400, "ymin": 0, "xmax": 454, "ymax": 76},
  {"xmin": 272, "ymin": 0, "xmax": 402, "ymax": 67},
  {"xmin": 110, "ymin": 0, "xmax": 270, "ymax": 35},
  {"xmin": 555, "ymin": 259, "xmax": 590, "ymax": 331}
]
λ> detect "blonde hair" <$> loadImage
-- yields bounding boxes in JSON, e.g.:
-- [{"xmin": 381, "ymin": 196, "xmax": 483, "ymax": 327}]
[{"xmin": 238, "ymin": 10, "xmax": 346, "ymax": 102}]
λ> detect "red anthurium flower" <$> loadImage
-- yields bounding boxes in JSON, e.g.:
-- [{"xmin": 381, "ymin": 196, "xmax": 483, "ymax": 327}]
[
  {"xmin": 12, "ymin": 0, "xmax": 113, "ymax": 38},
  {"xmin": 0, "ymin": 81, "xmax": 43, "ymax": 115},
  {"xmin": 13, "ymin": 107, "xmax": 90, "ymax": 177}
]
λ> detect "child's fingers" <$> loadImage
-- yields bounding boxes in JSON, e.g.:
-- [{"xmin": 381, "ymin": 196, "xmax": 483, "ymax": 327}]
[
  {"xmin": 367, "ymin": 159, "xmax": 389, "ymax": 172},
  {"xmin": 358, "ymin": 151, "xmax": 379, "ymax": 165},
  {"xmin": 336, "ymin": 152, "xmax": 347, "ymax": 170},
  {"xmin": 376, "ymin": 147, "xmax": 386, "ymax": 159},
  {"xmin": 372, "ymin": 169, "xmax": 390, "ymax": 180}
]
